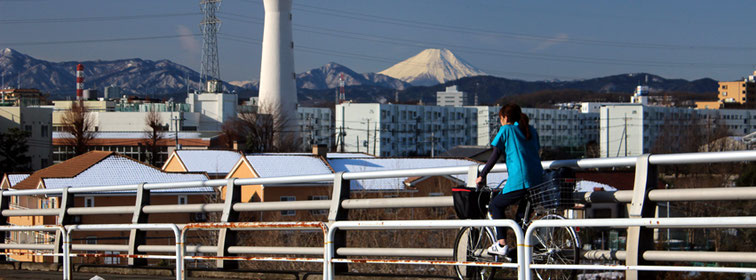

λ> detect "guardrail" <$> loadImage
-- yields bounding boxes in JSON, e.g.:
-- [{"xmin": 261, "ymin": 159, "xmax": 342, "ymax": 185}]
[{"xmin": 0, "ymin": 150, "xmax": 753, "ymax": 280}]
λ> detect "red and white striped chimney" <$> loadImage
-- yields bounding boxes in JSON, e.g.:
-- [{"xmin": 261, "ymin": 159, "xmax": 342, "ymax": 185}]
[{"xmin": 76, "ymin": 64, "xmax": 84, "ymax": 101}]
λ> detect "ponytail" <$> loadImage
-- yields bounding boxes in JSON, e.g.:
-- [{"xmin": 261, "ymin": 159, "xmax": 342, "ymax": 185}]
[
  {"xmin": 519, "ymin": 113, "xmax": 531, "ymax": 140},
  {"xmin": 499, "ymin": 104, "xmax": 532, "ymax": 140}
]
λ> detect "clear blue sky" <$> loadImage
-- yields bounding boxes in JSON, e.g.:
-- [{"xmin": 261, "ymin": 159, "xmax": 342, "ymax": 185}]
[{"xmin": 2, "ymin": 0, "xmax": 755, "ymax": 82}]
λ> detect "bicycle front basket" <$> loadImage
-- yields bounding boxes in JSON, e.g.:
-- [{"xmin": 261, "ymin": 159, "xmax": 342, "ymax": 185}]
[
  {"xmin": 451, "ymin": 187, "xmax": 491, "ymax": 219},
  {"xmin": 527, "ymin": 178, "xmax": 577, "ymax": 212}
]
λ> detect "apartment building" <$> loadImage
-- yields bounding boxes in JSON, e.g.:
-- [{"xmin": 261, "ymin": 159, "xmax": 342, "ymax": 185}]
[
  {"xmin": 471, "ymin": 106, "xmax": 599, "ymax": 150},
  {"xmin": 0, "ymin": 103, "xmax": 53, "ymax": 170},
  {"xmin": 335, "ymin": 103, "xmax": 477, "ymax": 157},
  {"xmin": 436, "ymin": 85, "xmax": 471, "ymax": 107},
  {"xmin": 52, "ymin": 131, "xmax": 217, "ymax": 166},
  {"xmin": 600, "ymin": 104, "xmax": 755, "ymax": 157},
  {"xmin": 297, "ymin": 107, "xmax": 333, "ymax": 151}
]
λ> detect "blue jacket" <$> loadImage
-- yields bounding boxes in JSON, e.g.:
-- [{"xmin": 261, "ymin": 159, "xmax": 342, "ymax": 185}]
[{"xmin": 490, "ymin": 123, "xmax": 543, "ymax": 193}]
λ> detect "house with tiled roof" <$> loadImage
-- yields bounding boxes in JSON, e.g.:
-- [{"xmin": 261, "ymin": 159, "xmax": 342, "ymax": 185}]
[
  {"xmin": 327, "ymin": 157, "xmax": 508, "ymax": 191},
  {"xmin": 224, "ymin": 154, "xmax": 333, "ymax": 203},
  {"xmin": 162, "ymin": 150, "xmax": 244, "ymax": 178},
  {"xmin": 4, "ymin": 150, "xmax": 212, "ymax": 264},
  {"xmin": 0, "ymin": 173, "xmax": 30, "ymax": 190}
]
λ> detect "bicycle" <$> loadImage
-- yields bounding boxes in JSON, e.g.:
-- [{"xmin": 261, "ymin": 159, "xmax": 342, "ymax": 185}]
[{"xmin": 452, "ymin": 177, "xmax": 581, "ymax": 280}]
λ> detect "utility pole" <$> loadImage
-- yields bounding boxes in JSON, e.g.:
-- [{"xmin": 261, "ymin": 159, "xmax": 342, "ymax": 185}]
[
  {"xmin": 373, "ymin": 122, "xmax": 377, "ymax": 155},
  {"xmin": 356, "ymin": 136, "xmax": 359, "ymax": 153},
  {"xmin": 172, "ymin": 114, "xmax": 181, "ymax": 149},
  {"xmin": 365, "ymin": 119, "xmax": 370, "ymax": 155},
  {"xmin": 340, "ymin": 106, "xmax": 345, "ymax": 152},
  {"xmin": 624, "ymin": 113, "xmax": 628, "ymax": 157},
  {"xmin": 431, "ymin": 131, "xmax": 435, "ymax": 158}
]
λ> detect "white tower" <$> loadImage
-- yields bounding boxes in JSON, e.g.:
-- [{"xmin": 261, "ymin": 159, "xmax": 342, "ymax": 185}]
[{"xmin": 259, "ymin": 0, "xmax": 298, "ymax": 128}]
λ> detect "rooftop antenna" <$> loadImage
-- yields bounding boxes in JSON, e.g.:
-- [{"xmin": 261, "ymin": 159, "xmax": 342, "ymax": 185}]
[{"xmin": 200, "ymin": 0, "xmax": 222, "ymax": 90}]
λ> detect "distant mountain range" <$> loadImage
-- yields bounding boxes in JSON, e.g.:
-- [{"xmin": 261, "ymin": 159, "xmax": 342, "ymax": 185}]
[
  {"xmin": 0, "ymin": 48, "xmax": 245, "ymax": 98},
  {"xmin": 296, "ymin": 62, "xmax": 409, "ymax": 90},
  {"xmin": 1, "ymin": 48, "xmax": 717, "ymax": 104}
]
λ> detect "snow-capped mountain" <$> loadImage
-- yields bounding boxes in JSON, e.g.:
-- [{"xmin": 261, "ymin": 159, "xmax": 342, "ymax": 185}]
[
  {"xmin": 0, "ymin": 48, "xmax": 243, "ymax": 96},
  {"xmin": 296, "ymin": 62, "xmax": 409, "ymax": 90},
  {"xmin": 379, "ymin": 48, "xmax": 486, "ymax": 86},
  {"xmin": 228, "ymin": 80, "xmax": 259, "ymax": 90}
]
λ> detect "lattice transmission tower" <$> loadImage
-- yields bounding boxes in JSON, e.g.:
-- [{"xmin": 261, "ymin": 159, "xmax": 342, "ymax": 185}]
[{"xmin": 200, "ymin": 0, "xmax": 222, "ymax": 91}]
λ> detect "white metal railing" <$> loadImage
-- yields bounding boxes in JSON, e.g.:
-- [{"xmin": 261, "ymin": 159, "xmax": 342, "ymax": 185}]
[{"xmin": 0, "ymin": 150, "xmax": 752, "ymax": 280}]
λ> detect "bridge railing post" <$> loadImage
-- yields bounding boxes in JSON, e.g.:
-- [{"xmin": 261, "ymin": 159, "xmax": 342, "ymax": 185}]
[
  {"xmin": 54, "ymin": 186, "xmax": 73, "ymax": 264},
  {"xmin": 625, "ymin": 154, "xmax": 657, "ymax": 280},
  {"xmin": 216, "ymin": 178, "xmax": 239, "ymax": 269},
  {"xmin": 466, "ymin": 164, "xmax": 480, "ymax": 188},
  {"xmin": 128, "ymin": 183, "xmax": 149, "ymax": 266},
  {"xmin": 327, "ymin": 172, "xmax": 350, "ymax": 275},
  {"xmin": 0, "ymin": 190, "xmax": 9, "ymax": 262}
]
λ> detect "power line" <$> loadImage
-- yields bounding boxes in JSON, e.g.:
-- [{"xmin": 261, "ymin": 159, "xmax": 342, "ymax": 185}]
[
  {"xmin": 219, "ymin": 14, "xmax": 753, "ymax": 70},
  {"xmin": 0, "ymin": 12, "xmax": 200, "ymax": 24},
  {"xmin": 292, "ymin": 3, "xmax": 756, "ymax": 52},
  {"xmin": 4, "ymin": 34, "xmax": 201, "ymax": 47}
]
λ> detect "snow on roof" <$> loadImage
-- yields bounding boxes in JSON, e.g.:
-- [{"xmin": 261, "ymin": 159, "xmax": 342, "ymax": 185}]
[
  {"xmin": 328, "ymin": 158, "xmax": 507, "ymax": 190},
  {"xmin": 7, "ymin": 174, "xmax": 29, "ymax": 187},
  {"xmin": 576, "ymin": 180, "xmax": 617, "ymax": 192},
  {"xmin": 176, "ymin": 150, "xmax": 241, "ymax": 175},
  {"xmin": 245, "ymin": 155, "xmax": 332, "ymax": 179},
  {"xmin": 53, "ymin": 131, "xmax": 212, "ymax": 140},
  {"xmin": 249, "ymin": 152, "xmax": 374, "ymax": 158},
  {"xmin": 326, "ymin": 153, "xmax": 375, "ymax": 158},
  {"xmin": 43, "ymin": 156, "xmax": 210, "ymax": 193}
]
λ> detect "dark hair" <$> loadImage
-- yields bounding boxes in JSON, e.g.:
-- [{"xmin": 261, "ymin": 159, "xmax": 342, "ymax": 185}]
[{"xmin": 499, "ymin": 104, "xmax": 531, "ymax": 140}]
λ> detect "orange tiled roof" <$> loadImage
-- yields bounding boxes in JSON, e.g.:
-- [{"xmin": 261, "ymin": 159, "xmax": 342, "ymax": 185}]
[{"xmin": 12, "ymin": 151, "xmax": 113, "ymax": 190}]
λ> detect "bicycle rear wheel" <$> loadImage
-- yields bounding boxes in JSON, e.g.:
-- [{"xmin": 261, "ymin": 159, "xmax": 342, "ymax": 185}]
[
  {"xmin": 530, "ymin": 214, "xmax": 580, "ymax": 280},
  {"xmin": 453, "ymin": 226, "xmax": 499, "ymax": 280}
]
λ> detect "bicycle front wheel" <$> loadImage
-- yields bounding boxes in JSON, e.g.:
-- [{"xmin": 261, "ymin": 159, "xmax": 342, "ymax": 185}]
[
  {"xmin": 453, "ymin": 226, "xmax": 499, "ymax": 280},
  {"xmin": 530, "ymin": 214, "xmax": 580, "ymax": 280}
]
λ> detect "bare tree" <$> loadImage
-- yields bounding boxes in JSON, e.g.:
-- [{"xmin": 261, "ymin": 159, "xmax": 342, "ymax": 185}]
[
  {"xmin": 60, "ymin": 101, "xmax": 96, "ymax": 156},
  {"xmin": 143, "ymin": 110, "xmax": 165, "ymax": 166},
  {"xmin": 220, "ymin": 105, "xmax": 302, "ymax": 153}
]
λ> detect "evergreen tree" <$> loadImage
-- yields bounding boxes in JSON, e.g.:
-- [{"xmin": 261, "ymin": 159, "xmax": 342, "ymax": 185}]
[{"xmin": 0, "ymin": 127, "xmax": 31, "ymax": 172}]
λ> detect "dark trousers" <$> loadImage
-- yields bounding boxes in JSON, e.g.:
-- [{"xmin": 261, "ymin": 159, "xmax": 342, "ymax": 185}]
[{"xmin": 489, "ymin": 188, "xmax": 528, "ymax": 241}]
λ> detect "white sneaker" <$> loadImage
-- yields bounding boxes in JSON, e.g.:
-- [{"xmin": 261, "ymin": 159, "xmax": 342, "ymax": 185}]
[{"xmin": 487, "ymin": 243, "xmax": 508, "ymax": 256}]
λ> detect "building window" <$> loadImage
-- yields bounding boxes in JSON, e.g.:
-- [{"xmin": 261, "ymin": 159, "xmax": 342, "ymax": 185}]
[
  {"xmin": 309, "ymin": 195, "xmax": 329, "ymax": 215},
  {"xmin": 24, "ymin": 125, "xmax": 32, "ymax": 133},
  {"xmin": 41, "ymin": 125, "xmax": 48, "ymax": 137},
  {"xmin": 84, "ymin": 197, "xmax": 94, "ymax": 208},
  {"xmin": 280, "ymin": 196, "xmax": 296, "ymax": 216},
  {"xmin": 86, "ymin": 236, "xmax": 97, "ymax": 254},
  {"xmin": 104, "ymin": 251, "xmax": 120, "ymax": 265},
  {"xmin": 178, "ymin": 196, "xmax": 187, "ymax": 205}
]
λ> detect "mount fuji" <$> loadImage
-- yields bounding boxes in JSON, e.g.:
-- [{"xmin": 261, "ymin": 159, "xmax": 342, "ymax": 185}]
[{"xmin": 379, "ymin": 48, "xmax": 486, "ymax": 86}]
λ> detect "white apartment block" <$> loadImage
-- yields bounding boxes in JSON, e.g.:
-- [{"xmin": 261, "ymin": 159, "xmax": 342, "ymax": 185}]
[
  {"xmin": 297, "ymin": 107, "xmax": 333, "ymax": 151},
  {"xmin": 600, "ymin": 104, "xmax": 756, "ymax": 157},
  {"xmin": 436, "ymin": 85, "xmax": 470, "ymax": 107},
  {"xmin": 335, "ymin": 103, "xmax": 477, "ymax": 157},
  {"xmin": 0, "ymin": 105, "xmax": 53, "ymax": 169},
  {"xmin": 472, "ymin": 106, "xmax": 599, "ymax": 149}
]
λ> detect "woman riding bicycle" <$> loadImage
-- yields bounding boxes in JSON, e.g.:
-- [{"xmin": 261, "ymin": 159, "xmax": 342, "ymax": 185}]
[{"xmin": 475, "ymin": 104, "xmax": 543, "ymax": 257}]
